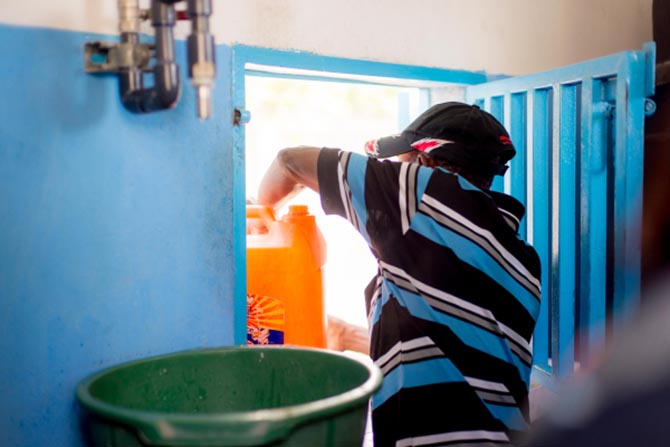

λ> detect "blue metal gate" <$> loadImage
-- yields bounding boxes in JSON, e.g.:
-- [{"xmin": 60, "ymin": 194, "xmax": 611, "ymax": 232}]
[{"xmin": 466, "ymin": 44, "xmax": 656, "ymax": 383}]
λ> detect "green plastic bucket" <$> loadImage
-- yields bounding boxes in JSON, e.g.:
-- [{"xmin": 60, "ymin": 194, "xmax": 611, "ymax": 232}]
[{"xmin": 76, "ymin": 346, "xmax": 382, "ymax": 446}]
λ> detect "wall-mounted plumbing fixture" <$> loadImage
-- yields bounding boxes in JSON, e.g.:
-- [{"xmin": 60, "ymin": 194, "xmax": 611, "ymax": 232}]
[{"xmin": 84, "ymin": 0, "xmax": 216, "ymax": 120}]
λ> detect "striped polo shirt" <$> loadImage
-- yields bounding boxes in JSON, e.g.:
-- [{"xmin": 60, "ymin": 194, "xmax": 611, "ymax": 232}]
[{"xmin": 317, "ymin": 148, "xmax": 541, "ymax": 447}]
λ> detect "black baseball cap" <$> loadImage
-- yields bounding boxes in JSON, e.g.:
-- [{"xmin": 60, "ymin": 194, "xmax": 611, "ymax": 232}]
[{"xmin": 364, "ymin": 101, "xmax": 516, "ymax": 176}]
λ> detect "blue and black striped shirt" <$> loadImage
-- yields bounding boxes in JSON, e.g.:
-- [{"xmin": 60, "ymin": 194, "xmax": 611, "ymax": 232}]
[{"xmin": 317, "ymin": 148, "xmax": 541, "ymax": 447}]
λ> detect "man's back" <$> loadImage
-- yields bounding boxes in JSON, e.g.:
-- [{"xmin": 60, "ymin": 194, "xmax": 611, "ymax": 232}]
[
  {"xmin": 317, "ymin": 149, "xmax": 541, "ymax": 446},
  {"xmin": 258, "ymin": 101, "xmax": 541, "ymax": 446}
]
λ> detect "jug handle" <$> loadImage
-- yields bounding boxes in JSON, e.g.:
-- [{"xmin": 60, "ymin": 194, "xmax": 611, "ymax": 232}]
[{"xmin": 246, "ymin": 205, "xmax": 276, "ymax": 234}]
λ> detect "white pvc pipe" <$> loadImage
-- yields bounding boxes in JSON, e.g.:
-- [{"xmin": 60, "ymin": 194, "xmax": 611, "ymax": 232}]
[{"xmin": 118, "ymin": 0, "xmax": 141, "ymax": 34}]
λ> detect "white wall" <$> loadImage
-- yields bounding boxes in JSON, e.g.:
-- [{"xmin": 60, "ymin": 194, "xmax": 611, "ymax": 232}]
[{"xmin": 1, "ymin": 0, "xmax": 653, "ymax": 75}]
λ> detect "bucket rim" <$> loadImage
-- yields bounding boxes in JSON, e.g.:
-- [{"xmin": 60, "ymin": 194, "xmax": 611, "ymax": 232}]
[{"xmin": 76, "ymin": 345, "xmax": 382, "ymax": 445}]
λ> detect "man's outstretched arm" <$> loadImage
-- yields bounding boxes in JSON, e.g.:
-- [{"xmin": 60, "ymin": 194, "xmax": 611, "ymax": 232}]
[{"xmin": 257, "ymin": 146, "xmax": 322, "ymax": 209}]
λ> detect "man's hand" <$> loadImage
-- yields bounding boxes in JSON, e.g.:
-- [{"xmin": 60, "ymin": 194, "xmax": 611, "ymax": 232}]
[{"xmin": 257, "ymin": 146, "xmax": 322, "ymax": 210}]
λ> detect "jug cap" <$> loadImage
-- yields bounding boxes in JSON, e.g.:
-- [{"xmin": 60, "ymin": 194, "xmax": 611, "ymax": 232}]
[{"xmin": 288, "ymin": 204, "xmax": 309, "ymax": 216}]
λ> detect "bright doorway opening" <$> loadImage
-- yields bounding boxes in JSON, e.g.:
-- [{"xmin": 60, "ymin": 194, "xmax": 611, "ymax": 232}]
[{"xmin": 244, "ymin": 76, "xmax": 428, "ymax": 328}]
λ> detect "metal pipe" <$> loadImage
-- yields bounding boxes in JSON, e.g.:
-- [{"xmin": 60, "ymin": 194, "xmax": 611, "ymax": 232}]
[
  {"xmin": 114, "ymin": 0, "xmax": 214, "ymax": 118},
  {"xmin": 118, "ymin": 0, "xmax": 142, "ymax": 34},
  {"xmin": 186, "ymin": 0, "xmax": 216, "ymax": 119},
  {"xmin": 117, "ymin": 0, "xmax": 144, "ymax": 112},
  {"xmin": 119, "ymin": 0, "xmax": 181, "ymax": 114}
]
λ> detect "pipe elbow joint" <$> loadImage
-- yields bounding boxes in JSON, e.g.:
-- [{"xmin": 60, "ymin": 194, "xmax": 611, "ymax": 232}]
[
  {"xmin": 119, "ymin": 64, "xmax": 181, "ymax": 114},
  {"xmin": 153, "ymin": 86, "xmax": 181, "ymax": 111},
  {"xmin": 154, "ymin": 65, "xmax": 181, "ymax": 110}
]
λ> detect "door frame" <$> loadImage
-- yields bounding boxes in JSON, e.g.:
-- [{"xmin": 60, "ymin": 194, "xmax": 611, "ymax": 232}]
[{"xmin": 230, "ymin": 45, "xmax": 488, "ymax": 344}]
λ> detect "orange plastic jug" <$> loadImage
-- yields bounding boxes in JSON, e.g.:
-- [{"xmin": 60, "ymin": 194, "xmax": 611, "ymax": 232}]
[{"xmin": 246, "ymin": 204, "xmax": 327, "ymax": 348}]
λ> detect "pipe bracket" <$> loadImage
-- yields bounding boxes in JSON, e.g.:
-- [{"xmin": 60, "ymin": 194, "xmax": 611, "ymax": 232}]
[{"xmin": 84, "ymin": 41, "xmax": 153, "ymax": 73}]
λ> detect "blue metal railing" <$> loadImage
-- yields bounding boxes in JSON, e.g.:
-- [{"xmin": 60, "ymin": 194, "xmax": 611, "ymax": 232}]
[{"xmin": 466, "ymin": 43, "xmax": 656, "ymax": 384}]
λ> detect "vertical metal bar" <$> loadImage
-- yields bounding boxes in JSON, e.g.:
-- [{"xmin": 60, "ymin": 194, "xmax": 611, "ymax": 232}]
[
  {"xmin": 526, "ymin": 92, "xmax": 535, "ymax": 248},
  {"xmin": 510, "ymin": 92, "xmax": 528, "ymax": 238},
  {"xmin": 552, "ymin": 83, "xmax": 577, "ymax": 378},
  {"xmin": 489, "ymin": 96, "xmax": 505, "ymax": 193},
  {"xmin": 612, "ymin": 53, "xmax": 645, "ymax": 332},
  {"xmin": 530, "ymin": 88, "xmax": 551, "ymax": 371},
  {"xmin": 578, "ymin": 78, "xmax": 608, "ymax": 365},
  {"xmin": 503, "ymin": 94, "xmax": 512, "ymax": 195},
  {"xmin": 550, "ymin": 84, "xmax": 560, "ymax": 373}
]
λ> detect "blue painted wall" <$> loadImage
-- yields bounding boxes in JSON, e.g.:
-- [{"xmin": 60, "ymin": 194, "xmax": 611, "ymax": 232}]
[{"xmin": 0, "ymin": 25, "xmax": 238, "ymax": 447}]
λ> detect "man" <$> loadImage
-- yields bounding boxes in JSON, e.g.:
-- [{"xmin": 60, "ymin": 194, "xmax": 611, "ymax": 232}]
[{"xmin": 257, "ymin": 102, "xmax": 541, "ymax": 446}]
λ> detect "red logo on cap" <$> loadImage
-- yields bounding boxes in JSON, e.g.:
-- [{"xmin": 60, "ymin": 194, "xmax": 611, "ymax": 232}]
[
  {"xmin": 364, "ymin": 139, "xmax": 379, "ymax": 156},
  {"xmin": 411, "ymin": 138, "xmax": 452, "ymax": 153},
  {"xmin": 500, "ymin": 136, "xmax": 512, "ymax": 145}
]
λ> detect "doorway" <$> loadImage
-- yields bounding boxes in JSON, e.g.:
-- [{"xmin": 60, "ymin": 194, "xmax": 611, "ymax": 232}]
[
  {"xmin": 245, "ymin": 75, "xmax": 427, "ymax": 328},
  {"xmin": 232, "ymin": 45, "xmax": 482, "ymax": 344}
]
